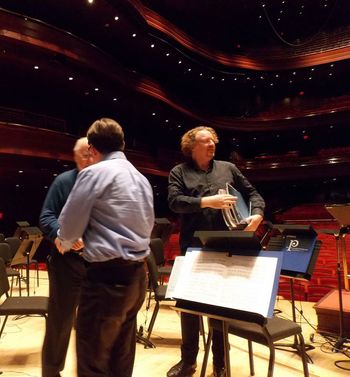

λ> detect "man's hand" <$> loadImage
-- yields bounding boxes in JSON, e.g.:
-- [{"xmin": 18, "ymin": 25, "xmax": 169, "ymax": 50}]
[
  {"xmin": 54, "ymin": 237, "xmax": 66, "ymax": 254},
  {"xmin": 71, "ymin": 238, "xmax": 84, "ymax": 251},
  {"xmin": 244, "ymin": 214, "xmax": 263, "ymax": 232},
  {"xmin": 201, "ymin": 194, "xmax": 237, "ymax": 209},
  {"xmin": 54, "ymin": 237, "xmax": 84, "ymax": 254}
]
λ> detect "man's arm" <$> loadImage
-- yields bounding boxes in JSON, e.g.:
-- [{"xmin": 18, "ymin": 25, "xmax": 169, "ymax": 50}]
[
  {"xmin": 168, "ymin": 166, "xmax": 236, "ymax": 213},
  {"xmin": 39, "ymin": 176, "xmax": 70, "ymax": 242},
  {"xmin": 57, "ymin": 170, "xmax": 96, "ymax": 251}
]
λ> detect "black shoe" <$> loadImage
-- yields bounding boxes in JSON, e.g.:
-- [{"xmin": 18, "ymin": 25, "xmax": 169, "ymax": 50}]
[
  {"xmin": 213, "ymin": 367, "xmax": 226, "ymax": 377},
  {"xmin": 167, "ymin": 360, "xmax": 196, "ymax": 377}
]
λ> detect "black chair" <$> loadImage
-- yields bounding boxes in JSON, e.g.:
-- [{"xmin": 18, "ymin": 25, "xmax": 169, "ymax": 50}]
[
  {"xmin": 0, "ymin": 258, "xmax": 48, "ymax": 338},
  {"xmin": 202, "ymin": 313, "xmax": 309, "ymax": 377},
  {"xmin": 0, "ymin": 243, "xmax": 22, "ymax": 296},
  {"xmin": 149, "ymin": 238, "xmax": 172, "ymax": 284},
  {"xmin": 145, "ymin": 252, "xmax": 174, "ymax": 341}
]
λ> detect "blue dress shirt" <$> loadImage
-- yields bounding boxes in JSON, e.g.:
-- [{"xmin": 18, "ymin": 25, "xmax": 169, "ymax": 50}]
[{"xmin": 58, "ymin": 151, "xmax": 155, "ymax": 262}]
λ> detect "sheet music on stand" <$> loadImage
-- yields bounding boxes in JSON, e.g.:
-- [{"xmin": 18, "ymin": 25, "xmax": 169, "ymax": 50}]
[{"xmin": 166, "ymin": 248, "xmax": 282, "ymax": 318}]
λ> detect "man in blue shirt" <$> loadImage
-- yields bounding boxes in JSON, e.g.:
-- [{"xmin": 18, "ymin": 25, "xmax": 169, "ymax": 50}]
[
  {"xmin": 55, "ymin": 118, "xmax": 155, "ymax": 377},
  {"xmin": 40, "ymin": 137, "xmax": 91, "ymax": 377}
]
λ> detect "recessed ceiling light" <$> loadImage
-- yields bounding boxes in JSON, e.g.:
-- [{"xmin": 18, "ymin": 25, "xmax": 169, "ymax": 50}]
[
  {"xmin": 114, "ymin": 16, "xmax": 119, "ymax": 21},
  {"xmin": 152, "ymin": 112, "xmax": 156, "ymax": 116},
  {"xmin": 188, "ymin": 68, "xmax": 191, "ymax": 72},
  {"xmin": 94, "ymin": 87, "xmax": 99, "ymax": 91},
  {"xmin": 178, "ymin": 60, "xmax": 182, "ymax": 64},
  {"xmin": 199, "ymin": 73, "xmax": 203, "ymax": 76},
  {"xmin": 34, "ymin": 65, "xmax": 39, "ymax": 70},
  {"xmin": 113, "ymin": 97, "xmax": 117, "ymax": 101},
  {"xmin": 68, "ymin": 77, "xmax": 74, "ymax": 81},
  {"xmin": 165, "ymin": 119, "xmax": 169, "ymax": 123},
  {"xmin": 150, "ymin": 44, "xmax": 155, "ymax": 48},
  {"xmin": 18, "ymin": 170, "xmax": 23, "ymax": 173},
  {"xmin": 166, "ymin": 53, "xmax": 170, "ymax": 56},
  {"xmin": 132, "ymin": 33, "xmax": 136, "ymax": 37},
  {"xmin": 88, "ymin": 0, "xmax": 94, "ymax": 4}
]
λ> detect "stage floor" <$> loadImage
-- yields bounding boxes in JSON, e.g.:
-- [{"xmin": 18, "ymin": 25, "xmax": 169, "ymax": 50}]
[{"xmin": 0, "ymin": 270, "xmax": 349, "ymax": 376}]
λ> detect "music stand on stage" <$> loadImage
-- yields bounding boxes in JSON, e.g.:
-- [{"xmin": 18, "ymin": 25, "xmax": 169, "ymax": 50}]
[
  {"xmin": 266, "ymin": 224, "xmax": 321, "ymax": 361},
  {"xmin": 194, "ymin": 230, "xmax": 262, "ymax": 255},
  {"xmin": 321, "ymin": 204, "xmax": 350, "ymax": 361},
  {"xmin": 11, "ymin": 235, "xmax": 42, "ymax": 296}
]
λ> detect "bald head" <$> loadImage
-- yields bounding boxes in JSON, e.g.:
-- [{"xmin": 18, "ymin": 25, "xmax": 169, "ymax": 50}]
[{"xmin": 73, "ymin": 137, "xmax": 91, "ymax": 171}]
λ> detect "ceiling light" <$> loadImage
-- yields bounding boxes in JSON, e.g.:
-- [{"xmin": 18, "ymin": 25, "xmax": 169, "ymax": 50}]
[
  {"xmin": 132, "ymin": 33, "xmax": 136, "ymax": 37},
  {"xmin": 188, "ymin": 68, "xmax": 191, "ymax": 72},
  {"xmin": 152, "ymin": 112, "xmax": 156, "ymax": 116},
  {"xmin": 150, "ymin": 44, "xmax": 155, "ymax": 48},
  {"xmin": 221, "ymin": 78, "xmax": 225, "ymax": 81},
  {"xmin": 165, "ymin": 119, "xmax": 169, "ymax": 123},
  {"xmin": 166, "ymin": 53, "xmax": 170, "ymax": 56},
  {"xmin": 68, "ymin": 77, "xmax": 74, "ymax": 81},
  {"xmin": 94, "ymin": 87, "xmax": 99, "ymax": 91},
  {"xmin": 87, "ymin": 0, "xmax": 94, "ymax": 3},
  {"xmin": 18, "ymin": 170, "xmax": 23, "ymax": 173},
  {"xmin": 199, "ymin": 73, "xmax": 203, "ymax": 76},
  {"xmin": 114, "ymin": 16, "xmax": 119, "ymax": 21},
  {"xmin": 113, "ymin": 98, "xmax": 117, "ymax": 101},
  {"xmin": 178, "ymin": 60, "xmax": 182, "ymax": 64},
  {"xmin": 34, "ymin": 65, "xmax": 39, "ymax": 70}
]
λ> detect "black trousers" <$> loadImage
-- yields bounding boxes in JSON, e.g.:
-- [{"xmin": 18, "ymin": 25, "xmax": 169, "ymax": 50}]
[
  {"xmin": 181, "ymin": 312, "xmax": 225, "ymax": 368},
  {"xmin": 42, "ymin": 250, "xmax": 86, "ymax": 377},
  {"xmin": 76, "ymin": 258, "xmax": 146, "ymax": 377}
]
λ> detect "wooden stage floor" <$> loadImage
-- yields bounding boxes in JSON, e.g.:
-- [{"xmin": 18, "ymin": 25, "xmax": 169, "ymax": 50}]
[{"xmin": 0, "ymin": 271, "xmax": 349, "ymax": 376}]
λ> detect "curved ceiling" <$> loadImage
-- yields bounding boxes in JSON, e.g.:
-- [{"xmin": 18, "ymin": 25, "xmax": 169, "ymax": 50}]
[
  {"xmin": 1, "ymin": 0, "xmax": 350, "ymax": 232},
  {"xmin": 0, "ymin": 0, "xmax": 350, "ymax": 158}
]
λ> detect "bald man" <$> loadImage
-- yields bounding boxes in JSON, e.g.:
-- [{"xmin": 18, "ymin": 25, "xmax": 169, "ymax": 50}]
[{"xmin": 39, "ymin": 137, "xmax": 92, "ymax": 377}]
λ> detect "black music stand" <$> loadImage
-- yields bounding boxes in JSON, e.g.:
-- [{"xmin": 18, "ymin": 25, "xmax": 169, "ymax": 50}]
[
  {"xmin": 266, "ymin": 224, "xmax": 321, "ymax": 361},
  {"xmin": 322, "ymin": 204, "xmax": 350, "ymax": 364},
  {"xmin": 10, "ymin": 236, "xmax": 42, "ymax": 296},
  {"xmin": 194, "ymin": 230, "xmax": 262, "ymax": 255},
  {"xmin": 167, "ymin": 233, "xmax": 283, "ymax": 377}
]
